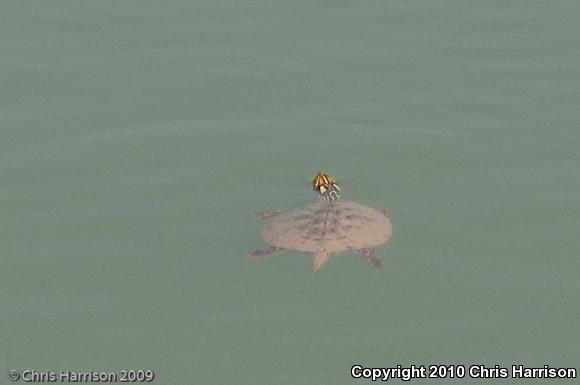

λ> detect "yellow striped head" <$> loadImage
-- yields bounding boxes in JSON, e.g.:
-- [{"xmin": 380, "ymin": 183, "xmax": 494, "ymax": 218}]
[{"xmin": 312, "ymin": 171, "xmax": 341, "ymax": 202}]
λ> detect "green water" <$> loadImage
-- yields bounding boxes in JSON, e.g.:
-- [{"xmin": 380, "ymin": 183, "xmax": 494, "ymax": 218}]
[{"xmin": 2, "ymin": 2, "xmax": 579, "ymax": 384}]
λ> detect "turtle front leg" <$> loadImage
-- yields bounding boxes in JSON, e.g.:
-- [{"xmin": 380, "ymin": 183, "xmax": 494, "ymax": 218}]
[
  {"xmin": 246, "ymin": 246, "xmax": 286, "ymax": 260},
  {"xmin": 356, "ymin": 248, "xmax": 383, "ymax": 268},
  {"xmin": 370, "ymin": 206, "xmax": 390, "ymax": 217},
  {"xmin": 254, "ymin": 208, "xmax": 288, "ymax": 220}
]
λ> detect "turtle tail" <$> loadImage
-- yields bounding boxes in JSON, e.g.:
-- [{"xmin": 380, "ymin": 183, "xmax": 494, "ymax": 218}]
[{"xmin": 312, "ymin": 249, "xmax": 331, "ymax": 272}]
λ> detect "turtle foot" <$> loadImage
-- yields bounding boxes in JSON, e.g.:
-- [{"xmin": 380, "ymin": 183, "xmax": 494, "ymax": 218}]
[
  {"xmin": 356, "ymin": 248, "xmax": 383, "ymax": 268},
  {"xmin": 373, "ymin": 206, "xmax": 389, "ymax": 217},
  {"xmin": 246, "ymin": 246, "xmax": 286, "ymax": 260},
  {"xmin": 254, "ymin": 208, "xmax": 287, "ymax": 220}
]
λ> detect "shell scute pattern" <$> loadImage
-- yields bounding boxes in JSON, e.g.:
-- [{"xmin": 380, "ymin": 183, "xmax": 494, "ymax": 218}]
[{"xmin": 261, "ymin": 202, "xmax": 392, "ymax": 257}]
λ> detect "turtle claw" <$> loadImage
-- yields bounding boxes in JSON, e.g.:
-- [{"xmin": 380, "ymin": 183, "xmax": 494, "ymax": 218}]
[{"xmin": 254, "ymin": 208, "xmax": 288, "ymax": 220}]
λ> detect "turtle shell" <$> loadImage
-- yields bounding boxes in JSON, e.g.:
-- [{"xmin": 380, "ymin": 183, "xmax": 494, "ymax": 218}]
[{"xmin": 262, "ymin": 201, "xmax": 392, "ymax": 255}]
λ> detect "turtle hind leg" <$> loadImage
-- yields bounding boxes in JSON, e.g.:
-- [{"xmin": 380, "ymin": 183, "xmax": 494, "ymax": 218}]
[
  {"xmin": 356, "ymin": 248, "xmax": 383, "ymax": 268},
  {"xmin": 254, "ymin": 208, "xmax": 287, "ymax": 220},
  {"xmin": 246, "ymin": 246, "xmax": 286, "ymax": 260}
]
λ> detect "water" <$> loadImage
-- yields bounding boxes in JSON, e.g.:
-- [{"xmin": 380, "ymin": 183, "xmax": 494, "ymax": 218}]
[{"xmin": 2, "ymin": 1, "xmax": 579, "ymax": 384}]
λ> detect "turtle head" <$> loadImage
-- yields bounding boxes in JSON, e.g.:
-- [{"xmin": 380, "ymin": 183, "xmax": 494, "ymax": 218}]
[{"xmin": 312, "ymin": 171, "xmax": 341, "ymax": 202}]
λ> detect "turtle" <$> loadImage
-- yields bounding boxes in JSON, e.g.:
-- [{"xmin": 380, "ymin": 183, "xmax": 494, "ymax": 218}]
[{"xmin": 246, "ymin": 171, "xmax": 393, "ymax": 272}]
